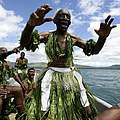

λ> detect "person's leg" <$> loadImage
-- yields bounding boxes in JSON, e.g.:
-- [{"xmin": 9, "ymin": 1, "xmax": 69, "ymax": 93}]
[
  {"xmin": 6, "ymin": 86, "xmax": 25, "ymax": 120},
  {"xmin": 6, "ymin": 86, "xmax": 25, "ymax": 113},
  {"xmin": 94, "ymin": 104, "xmax": 120, "ymax": 120}
]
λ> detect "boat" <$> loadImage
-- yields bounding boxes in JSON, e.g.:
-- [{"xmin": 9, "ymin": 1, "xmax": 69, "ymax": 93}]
[{"xmin": 94, "ymin": 95, "xmax": 112, "ymax": 113}]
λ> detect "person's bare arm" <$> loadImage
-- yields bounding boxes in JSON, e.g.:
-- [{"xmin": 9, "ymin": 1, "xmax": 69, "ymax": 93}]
[
  {"xmin": 71, "ymin": 34, "xmax": 86, "ymax": 49},
  {"xmin": 20, "ymin": 4, "xmax": 53, "ymax": 47},
  {"xmin": 6, "ymin": 62, "xmax": 12, "ymax": 70},
  {"xmin": 0, "ymin": 48, "xmax": 19, "ymax": 60},
  {"xmin": 15, "ymin": 58, "xmax": 19, "ymax": 67},
  {"xmin": 71, "ymin": 15, "xmax": 116, "ymax": 55},
  {"xmin": 92, "ymin": 15, "xmax": 116, "ymax": 54}
]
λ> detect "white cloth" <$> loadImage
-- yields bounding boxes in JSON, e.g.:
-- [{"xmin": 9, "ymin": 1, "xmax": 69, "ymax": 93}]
[
  {"xmin": 74, "ymin": 71, "xmax": 90, "ymax": 107},
  {"xmin": 17, "ymin": 69, "xmax": 27, "ymax": 74},
  {"xmin": 17, "ymin": 69, "xmax": 22, "ymax": 74},
  {"xmin": 50, "ymin": 67, "xmax": 74, "ymax": 72},
  {"xmin": 41, "ymin": 70, "xmax": 53, "ymax": 111},
  {"xmin": 41, "ymin": 67, "xmax": 89, "ymax": 111},
  {"xmin": 8, "ymin": 77, "xmax": 21, "ymax": 87}
]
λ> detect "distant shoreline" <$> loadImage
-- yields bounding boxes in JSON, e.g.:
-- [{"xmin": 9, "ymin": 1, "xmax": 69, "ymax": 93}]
[{"xmin": 10, "ymin": 62, "xmax": 120, "ymax": 69}]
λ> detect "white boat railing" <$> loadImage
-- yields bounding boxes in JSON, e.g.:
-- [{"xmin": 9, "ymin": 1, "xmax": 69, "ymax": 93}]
[
  {"xmin": 94, "ymin": 95, "xmax": 112, "ymax": 113},
  {"xmin": 94, "ymin": 96, "xmax": 112, "ymax": 108}
]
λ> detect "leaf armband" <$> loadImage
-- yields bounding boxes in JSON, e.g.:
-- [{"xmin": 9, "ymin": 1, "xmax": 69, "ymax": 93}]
[
  {"xmin": 19, "ymin": 30, "xmax": 40, "ymax": 52},
  {"xmin": 83, "ymin": 39, "xmax": 96, "ymax": 56}
]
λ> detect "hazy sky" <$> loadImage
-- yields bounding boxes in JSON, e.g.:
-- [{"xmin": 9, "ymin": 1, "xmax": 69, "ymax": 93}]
[{"xmin": 0, "ymin": 0, "xmax": 120, "ymax": 67}]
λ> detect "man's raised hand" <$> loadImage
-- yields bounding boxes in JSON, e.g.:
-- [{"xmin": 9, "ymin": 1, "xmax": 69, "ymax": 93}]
[
  {"xmin": 94, "ymin": 15, "xmax": 117, "ymax": 38},
  {"xmin": 28, "ymin": 4, "xmax": 53, "ymax": 27}
]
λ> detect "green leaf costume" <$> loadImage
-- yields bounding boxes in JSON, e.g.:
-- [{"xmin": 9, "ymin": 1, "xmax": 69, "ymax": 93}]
[
  {"xmin": 20, "ymin": 30, "xmax": 97, "ymax": 120},
  {"xmin": 0, "ymin": 61, "xmax": 16, "ymax": 85},
  {"xmin": 16, "ymin": 58, "xmax": 28, "ymax": 70},
  {"xmin": 15, "ymin": 58, "xmax": 28, "ymax": 79}
]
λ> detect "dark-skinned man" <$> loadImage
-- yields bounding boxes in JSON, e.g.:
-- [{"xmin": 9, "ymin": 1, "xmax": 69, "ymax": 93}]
[
  {"xmin": 21, "ymin": 68, "xmax": 36, "ymax": 97},
  {"xmin": 19, "ymin": 4, "xmax": 116, "ymax": 120},
  {"xmin": 14, "ymin": 52, "xmax": 28, "ymax": 94}
]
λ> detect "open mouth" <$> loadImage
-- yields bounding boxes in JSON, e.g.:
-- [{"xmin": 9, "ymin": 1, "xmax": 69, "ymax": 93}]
[
  {"xmin": 60, "ymin": 20, "xmax": 69, "ymax": 28},
  {"xmin": 61, "ymin": 24, "xmax": 68, "ymax": 28}
]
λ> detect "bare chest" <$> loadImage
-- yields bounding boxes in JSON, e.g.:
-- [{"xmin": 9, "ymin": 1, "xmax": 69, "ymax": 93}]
[{"xmin": 58, "ymin": 37, "xmax": 66, "ymax": 51}]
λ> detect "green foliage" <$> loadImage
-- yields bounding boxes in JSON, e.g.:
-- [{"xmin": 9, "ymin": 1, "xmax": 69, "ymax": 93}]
[
  {"xmin": 19, "ymin": 29, "xmax": 40, "ymax": 52},
  {"xmin": 45, "ymin": 31, "xmax": 73, "ymax": 68},
  {"xmin": 0, "ymin": 61, "xmax": 16, "ymax": 85},
  {"xmin": 5, "ymin": 101, "xmax": 17, "ymax": 115},
  {"xmin": 18, "ymin": 44, "xmax": 24, "ymax": 51},
  {"xmin": 83, "ymin": 39, "xmax": 96, "ymax": 56},
  {"xmin": 0, "ymin": 115, "xmax": 10, "ymax": 120},
  {"xmin": 31, "ymin": 30, "xmax": 40, "ymax": 52}
]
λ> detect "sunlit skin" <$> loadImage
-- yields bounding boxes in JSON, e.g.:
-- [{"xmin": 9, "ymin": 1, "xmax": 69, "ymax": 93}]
[
  {"xmin": 0, "ymin": 47, "xmax": 25, "ymax": 115},
  {"xmin": 0, "ymin": 48, "xmax": 28, "ymax": 92},
  {"xmin": 27, "ymin": 69, "xmax": 35, "ymax": 82},
  {"xmin": 15, "ymin": 52, "xmax": 28, "ymax": 69},
  {"xmin": 0, "ymin": 85, "xmax": 24, "ymax": 114},
  {"xmin": 0, "ymin": 47, "xmax": 19, "ymax": 60},
  {"xmin": 20, "ymin": 4, "xmax": 117, "ymax": 119},
  {"xmin": 94, "ymin": 104, "xmax": 120, "ymax": 120},
  {"xmin": 14, "ymin": 52, "xmax": 28, "ymax": 92}
]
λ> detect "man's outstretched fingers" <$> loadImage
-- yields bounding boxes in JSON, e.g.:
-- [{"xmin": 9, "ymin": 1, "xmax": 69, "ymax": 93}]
[
  {"xmin": 105, "ymin": 15, "xmax": 111, "ymax": 23},
  {"xmin": 111, "ymin": 25, "xmax": 117, "ymax": 29},
  {"xmin": 44, "ymin": 6, "xmax": 53, "ymax": 14},
  {"xmin": 108, "ymin": 18, "xmax": 114, "ymax": 26}
]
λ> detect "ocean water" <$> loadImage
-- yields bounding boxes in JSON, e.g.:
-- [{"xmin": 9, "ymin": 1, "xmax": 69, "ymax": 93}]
[
  {"xmin": 36, "ymin": 67, "xmax": 120, "ymax": 105},
  {"xmin": 79, "ymin": 68, "xmax": 120, "ymax": 105}
]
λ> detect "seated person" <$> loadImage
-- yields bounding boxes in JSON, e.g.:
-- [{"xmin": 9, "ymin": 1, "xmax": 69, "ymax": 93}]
[
  {"xmin": 0, "ymin": 47, "xmax": 25, "ymax": 119},
  {"xmin": 22, "ymin": 68, "xmax": 36, "ymax": 96},
  {"xmin": 15, "ymin": 52, "xmax": 28, "ymax": 82}
]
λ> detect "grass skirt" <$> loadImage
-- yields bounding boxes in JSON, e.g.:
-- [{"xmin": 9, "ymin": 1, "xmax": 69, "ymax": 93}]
[{"xmin": 22, "ymin": 67, "xmax": 97, "ymax": 120}]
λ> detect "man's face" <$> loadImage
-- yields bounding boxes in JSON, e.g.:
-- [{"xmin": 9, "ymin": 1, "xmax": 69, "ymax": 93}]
[
  {"xmin": 28, "ymin": 69, "xmax": 35, "ymax": 80},
  {"xmin": 21, "ymin": 52, "xmax": 25, "ymax": 59},
  {"xmin": 0, "ymin": 47, "xmax": 7, "ymax": 59},
  {"xmin": 54, "ymin": 9, "xmax": 71, "ymax": 33},
  {"xmin": 0, "ymin": 48, "xmax": 7, "ymax": 53}
]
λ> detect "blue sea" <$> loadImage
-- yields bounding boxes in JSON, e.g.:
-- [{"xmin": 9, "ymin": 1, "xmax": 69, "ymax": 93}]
[
  {"xmin": 79, "ymin": 68, "xmax": 120, "ymax": 105},
  {"xmin": 35, "ymin": 67, "xmax": 120, "ymax": 105}
]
